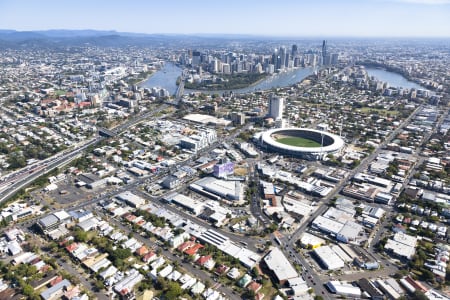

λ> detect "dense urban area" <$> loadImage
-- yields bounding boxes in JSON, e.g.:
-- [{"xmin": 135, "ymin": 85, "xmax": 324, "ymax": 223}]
[{"xmin": 0, "ymin": 32, "xmax": 449, "ymax": 300}]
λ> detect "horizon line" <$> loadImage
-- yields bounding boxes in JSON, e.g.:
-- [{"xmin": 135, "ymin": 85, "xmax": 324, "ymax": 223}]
[{"xmin": 1, "ymin": 28, "xmax": 450, "ymax": 39}]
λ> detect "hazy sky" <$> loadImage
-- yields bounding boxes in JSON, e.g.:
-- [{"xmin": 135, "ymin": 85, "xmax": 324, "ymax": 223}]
[{"xmin": 1, "ymin": 0, "xmax": 449, "ymax": 37}]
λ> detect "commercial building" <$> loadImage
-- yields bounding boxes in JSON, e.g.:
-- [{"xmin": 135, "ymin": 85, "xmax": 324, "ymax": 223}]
[
  {"xmin": 231, "ymin": 112, "xmax": 245, "ymax": 125},
  {"xmin": 183, "ymin": 114, "xmax": 231, "ymax": 126},
  {"xmin": 116, "ymin": 191, "xmax": 145, "ymax": 208},
  {"xmin": 312, "ymin": 207, "xmax": 363, "ymax": 243},
  {"xmin": 385, "ymin": 232, "xmax": 417, "ymax": 260},
  {"xmin": 362, "ymin": 206, "xmax": 386, "ymax": 219},
  {"xmin": 213, "ymin": 161, "xmax": 234, "ymax": 178},
  {"xmin": 375, "ymin": 279, "xmax": 403, "ymax": 299},
  {"xmin": 238, "ymin": 142, "xmax": 258, "ymax": 157},
  {"xmin": 179, "ymin": 127, "xmax": 217, "ymax": 152},
  {"xmin": 326, "ymin": 281, "xmax": 361, "ymax": 298},
  {"xmin": 313, "ymin": 246, "xmax": 345, "ymax": 270},
  {"xmin": 299, "ymin": 232, "xmax": 325, "ymax": 249},
  {"xmin": 337, "ymin": 221, "xmax": 364, "ymax": 243},
  {"xmin": 358, "ymin": 278, "xmax": 384, "ymax": 300},
  {"xmin": 38, "ymin": 210, "xmax": 71, "ymax": 233},
  {"xmin": 311, "ymin": 215, "xmax": 344, "ymax": 235},
  {"xmin": 162, "ymin": 176, "xmax": 181, "ymax": 189},
  {"xmin": 263, "ymin": 247, "xmax": 298, "ymax": 284},
  {"xmin": 164, "ymin": 192, "xmax": 205, "ymax": 216},
  {"xmin": 268, "ymin": 95, "xmax": 284, "ymax": 121},
  {"xmin": 190, "ymin": 177, "xmax": 243, "ymax": 201}
]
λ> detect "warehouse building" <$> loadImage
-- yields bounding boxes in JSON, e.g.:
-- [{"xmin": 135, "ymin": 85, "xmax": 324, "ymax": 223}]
[
  {"xmin": 190, "ymin": 177, "xmax": 243, "ymax": 201},
  {"xmin": 38, "ymin": 210, "xmax": 71, "ymax": 233},
  {"xmin": 263, "ymin": 247, "xmax": 299, "ymax": 284},
  {"xmin": 358, "ymin": 278, "xmax": 384, "ymax": 300},
  {"xmin": 164, "ymin": 192, "xmax": 205, "ymax": 216},
  {"xmin": 311, "ymin": 215, "xmax": 344, "ymax": 235},
  {"xmin": 326, "ymin": 281, "xmax": 361, "ymax": 298},
  {"xmin": 337, "ymin": 221, "xmax": 364, "ymax": 243},
  {"xmin": 299, "ymin": 232, "xmax": 325, "ymax": 249},
  {"xmin": 384, "ymin": 232, "xmax": 417, "ymax": 260},
  {"xmin": 116, "ymin": 191, "xmax": 145, "ymax": 208},
  {"xmin": 313, "ymin": 245, "xmax": 345, "ymax": 270}
]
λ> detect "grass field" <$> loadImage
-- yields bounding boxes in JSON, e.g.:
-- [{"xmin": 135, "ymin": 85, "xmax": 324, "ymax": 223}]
[{"xmin": 275, "ymin": 136, "xmax": 322, "ymax": 147}]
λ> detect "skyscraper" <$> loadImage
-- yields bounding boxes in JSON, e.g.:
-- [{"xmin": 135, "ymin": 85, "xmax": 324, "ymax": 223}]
[
  {"xmin": 291, "ymin": 44, "xmax": 298, "ymax": 57},
  {"xmin": 279, "ymin": 46, "xmax": 286, "ymax": 70},
  {"xmin": 268, "ymin": 94, "xmax": 284, "ymax": 120},
  {"xmin": 331, "ymin": 53, "xmax": 339, "ymax": 65},
  {"xmin": 192, "ymin": 51, "xmax": 201, "ymax": 66},
  {"xmin": 322, "ymin": 40, "xmax": 327, "ymax": 65}
]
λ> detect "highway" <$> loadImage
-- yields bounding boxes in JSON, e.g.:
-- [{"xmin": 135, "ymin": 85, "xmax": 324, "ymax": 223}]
[
  {"xmin": 0, "ymin": 100, "xmax": 175, "ymax": 205},
  {"xmin": 0, "ymin": 137, "xmax": 102, "ymax": 204},
  {"xmin": 1, "ymin": 79, "xmax": 437, "ymax": 299},
  {"xmin": 1, "ymin": 108, "xmax": 264, "ymax": 298}
]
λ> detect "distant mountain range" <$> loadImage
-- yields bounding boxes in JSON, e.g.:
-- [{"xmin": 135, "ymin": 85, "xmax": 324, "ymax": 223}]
[
  {"xmin": 0, "ymin": 29, "xmax": 159, "ymax": 38},
  {"xmin": 0, "ymin": 29, "xmax": 302, "ymax": 48},
  {"xmin": 0, "ymin": 29, "xmax": 186, "ymax": 47},
  {"xmin": 2, "ymin": 29, "xmax": 445, "ymax": 49}
]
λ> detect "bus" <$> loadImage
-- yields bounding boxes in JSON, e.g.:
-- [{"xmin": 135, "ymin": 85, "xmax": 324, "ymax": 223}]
[{"xmin": 274, "ymin": 237, "xmax": 283, "ymax": 246}]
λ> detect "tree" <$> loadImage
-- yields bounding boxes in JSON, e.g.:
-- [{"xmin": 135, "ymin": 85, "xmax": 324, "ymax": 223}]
[
  {"xmin": 111, "ymin": 248, "xmax": 132, "ymax": 260},
  {"xmin": 73, "ymin": 229, "xmax": 88, "ymax": 243},
  {"xmin": 251, "ymin": 267, "xmax": 259, "ymax": 278},
  {"xmin": 350, "ymin": 159, "xmax": 360, "ymax": 168},
  {"xmin": 155, "ymin": 277, "xmax": 169, "ymax": 291},
  {"xmin": 412, "ymin": 291, "xmax": 428, "ymax": 300},
  {"xmin": 421, "ymin": 268, "xmax": 435, "ymax": 283},
  {"xmin": 7, "ymin": 153, "xmax": 26, "ymax": 169},
  {"xmin": 22, "ymin": 283, "xmax": 34, "ymax": 297},
  {"xmin": 94, "ymin": 280, "xmax": 105, "ymax": 291},
  {"xmin": 242, "ymin": 289, "xmax": 256, "ymax": 300},
  {"xmin": 355, "ymin": 207, "xmax": 363, "ymax": 216}
]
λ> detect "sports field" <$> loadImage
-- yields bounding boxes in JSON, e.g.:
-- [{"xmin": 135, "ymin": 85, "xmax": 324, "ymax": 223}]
[{"xmin": 275, "ymin": 136, "xmax": 322, "ymax": 147}]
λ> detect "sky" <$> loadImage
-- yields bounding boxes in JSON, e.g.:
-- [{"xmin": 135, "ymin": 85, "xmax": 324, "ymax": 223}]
[{"xmin": 1, "ymin": 0, "xmax": 450, "ymax": 37}]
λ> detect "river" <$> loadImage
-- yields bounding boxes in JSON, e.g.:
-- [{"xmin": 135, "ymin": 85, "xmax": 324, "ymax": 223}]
[
  {"xmin": 141, "ymin": 63, "xmax": 423, "ymax": 95},
  {"xmin": 139, "ymin": 62, "xmax": 181, "ymax": 95},
  {"xmin": 190, "ymin": 67, "xmax": 316, "ymax": 95},
  {"xmin": 365, "ymin": 67, "xmax": 424, "ymax": 90},
  {"xmin": 140, "ymin": 62, "xmax": 315, "ymax": 95}
]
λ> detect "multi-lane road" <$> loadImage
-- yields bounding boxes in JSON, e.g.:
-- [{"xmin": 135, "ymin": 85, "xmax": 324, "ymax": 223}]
[
  {"xmin": 0, "ymin": 137, "xmax": 102, "ymax": 204},
  {"xmin": 2, "ymin": 88, "xmax": 442, "ymax": 300},
  {"xmin": 0, "ymin": 102, "xmax": 175, "ymax": 205},
  {"xmin": 273, "ymin": 104, "xmax": 427, "ymax": 298}
]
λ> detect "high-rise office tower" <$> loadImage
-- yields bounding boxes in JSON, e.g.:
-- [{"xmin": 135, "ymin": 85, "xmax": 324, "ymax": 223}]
[
  {"xmin": 331, "ymin": 53, "xmax": 339, "ymax": 65},
  {"xmin": 279, "ymin": 46, "xmax": 286, "ymax": 70},
  {"xmin": 192, "ymin": 51, "xmax": 201, "ymax": 66},
  {"xmin": 291, "ymin": 44, "xmax": 298, "ymax": 57},
  {"xmin": 322, "ymin": 40, "xmax": 327, "ymax": 65},
  {"xmin": 284, "ymin": 53, "xmax": 290, "ymax": 68},
  {"xmin": 269, "ymin": 94, "xmax": 284, "ymax": 120}
]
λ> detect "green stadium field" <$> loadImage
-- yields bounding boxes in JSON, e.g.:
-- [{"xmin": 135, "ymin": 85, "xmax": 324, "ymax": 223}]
[{"xmin": 275, "ymin": 136, "xmax": 322, "ymax": 147}]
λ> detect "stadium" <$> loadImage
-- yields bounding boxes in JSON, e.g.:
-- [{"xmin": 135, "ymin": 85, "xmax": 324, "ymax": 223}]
[{"xmin": 260, "ymin": 128, "xmax": 344, "ymax": 160}]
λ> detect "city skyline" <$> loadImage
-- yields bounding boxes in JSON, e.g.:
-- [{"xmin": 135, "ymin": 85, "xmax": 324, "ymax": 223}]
[{"xmin": 1, "ymin": 0, "xmax": 450, "ymax": 38}]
